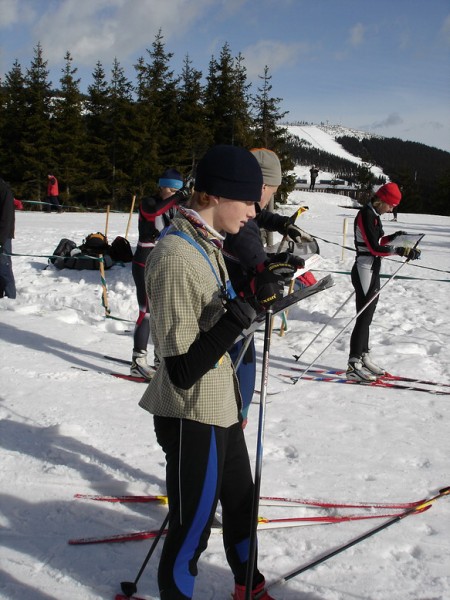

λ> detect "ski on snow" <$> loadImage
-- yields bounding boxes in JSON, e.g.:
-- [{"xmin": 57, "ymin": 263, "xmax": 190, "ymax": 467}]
[
  {"xmin": 290, "ymin": 362, "xmax": 450, "ymax": 389},
  {"xmin": 74, "ymin": 492, "xmax": 429, "ymax": 510},
  {"xmin": 280, "ymin": 372, "xmax": 450, "ymax": 396},
  {"xmin": 68, "ymin": 510, "xmax": 421, "ymax": 545}
]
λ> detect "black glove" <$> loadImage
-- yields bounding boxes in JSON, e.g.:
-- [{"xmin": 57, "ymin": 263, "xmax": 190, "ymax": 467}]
[
  {"xmin": 267, "ymin": 252, "xmax": 305, "ymax": 271},
  {"xmin": 394, "ymin": 230, "xmax": 408, "ymax": 237},
  {"xmin": 254, "ymin": 268, "xmax": 284, "ymax": 307},
  {"xmin": 222, "ymin": 296, "xmax": 257, "ymax": 330},
  {"xmin": 172, "ymin": 186, "xmax": 191, "ymax": 203},
  {"xmin": 395, "ymin": 247, "xmax": 421, "ymax": 260},
  {"xmin": 284, "ymin": 222, "xmax": 303, "ymax": 242}
]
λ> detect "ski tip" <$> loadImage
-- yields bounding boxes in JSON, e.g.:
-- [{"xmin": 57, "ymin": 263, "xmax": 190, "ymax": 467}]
[{"xmin": 438, "ymin": 486, "xmax": 450, "ymax": 495}]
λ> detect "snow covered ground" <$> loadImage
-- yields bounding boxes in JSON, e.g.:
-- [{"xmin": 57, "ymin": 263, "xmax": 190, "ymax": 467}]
[{"xmin": 1, "ymin": 190, "xmax": 450, "ymax": 600}]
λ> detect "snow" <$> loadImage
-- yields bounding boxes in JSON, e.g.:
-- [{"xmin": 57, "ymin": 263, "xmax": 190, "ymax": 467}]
[{"xmin": 2, "ymin": 122, "xmax": 450, "ymax": 600}]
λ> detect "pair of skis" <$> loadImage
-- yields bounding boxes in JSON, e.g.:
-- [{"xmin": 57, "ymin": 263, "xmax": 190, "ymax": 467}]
[
  {"xmin": 70, "ymin": 490, "xmax": 434, "ymax": 546},
  {"xmin": 282, "ymin": 364, "xmax": 450, "ymax": 396}
]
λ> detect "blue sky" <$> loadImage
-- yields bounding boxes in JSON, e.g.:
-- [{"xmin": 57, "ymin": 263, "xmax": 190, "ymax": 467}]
[{"xmin": 1, "ymin": 0, "xmax": 449, "ymax": 151}]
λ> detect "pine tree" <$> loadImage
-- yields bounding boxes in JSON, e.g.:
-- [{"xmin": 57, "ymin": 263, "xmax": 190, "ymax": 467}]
[
  {"xmin": 84, "ymin": 61, "xmax": 112, "ymax": 204},
  {"xmin": 131, "ymin": 30, "xmax": 180, "ymax": 195},
  {"xmin": 22, "ymin": 43, "xmax": 53, "ymax": 203},
  {"xmin": 204, "ymin": 43, "xmax": 253, "ymax": 146},
  {"xmin": 52, "ymin": 51, "xmax": 87, "ymax": 206},
  {"xmin": 108, "ymin": 57, "xmax": 135, "ymax": 207},
  {"xmin": 0, "ymin": 60, "xmax": 28, "ymax": 186},
  {"xmin": 174, "ymin": 55, "xmax": 211, "ymax": 174},
  {"xmin": 253, "ymin": 65, "xmax": 294, "ymax": 204}
]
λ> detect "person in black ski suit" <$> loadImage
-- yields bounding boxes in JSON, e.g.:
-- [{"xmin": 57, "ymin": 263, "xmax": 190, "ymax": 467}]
[
  {"xmin": 0, "ymin": 177, "xmax": 17, "ymax": 299},
  {"xmin": 309, "ymin": 165, "xmax": 319, "ymax": 190},
  {"xmin": 347, "ymin": 182, "xmax": 421, "ymax": 381},
  {"xmin": 130, "ymin": 169, "xmax": 189, "ymax": 378},
  {"xmin": 224, "ymin": 149, "xmax": 307, "ymax": 426}
]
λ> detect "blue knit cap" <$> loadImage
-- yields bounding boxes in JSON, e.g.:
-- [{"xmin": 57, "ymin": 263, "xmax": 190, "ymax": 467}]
[{"xmin": 159, "ymin": 168, "xmax": 183, "ymax": 189}]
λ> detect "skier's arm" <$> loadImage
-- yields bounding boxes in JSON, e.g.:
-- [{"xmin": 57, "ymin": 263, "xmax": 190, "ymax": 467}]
[{"xmin": 165, "ymin": 299, "xmax": 255, "ymax": 389}]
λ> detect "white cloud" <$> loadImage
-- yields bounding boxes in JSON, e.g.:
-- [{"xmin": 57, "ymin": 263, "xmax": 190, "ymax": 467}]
[
  {"xmin": 441, "ymin": 14, "xmax": 450, "ymax": 44},
  {"xmin": 370, "ymin": 112, "xmax": 404, "ymax": 129},
  {"xmin": 349, "ymin": 23, "xmax": 365, "ymax": 47},
  {"xmin": 242, "ymin": 39, "xmax": 309, "ymax": 79},
  {"xmin": 0, "ymin": 0, "xmax": 34, "ymax": 27},
  {"xmin": 30, "ymin": 0, "xmax": 212, "ymax": 67}
]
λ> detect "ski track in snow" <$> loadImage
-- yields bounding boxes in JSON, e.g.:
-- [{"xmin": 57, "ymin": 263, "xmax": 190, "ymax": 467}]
[{"xmin": 1, "ymin": 183, "xmax": 450, "ymax": 599}]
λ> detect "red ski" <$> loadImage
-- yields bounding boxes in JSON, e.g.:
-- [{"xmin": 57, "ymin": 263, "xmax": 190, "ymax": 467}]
[
  {"xmin": 74, "ymin": 492, "xmax": 429, "ymax": 510},
  {"xmin": 68, "ymin": 510, "xmax": 425, "ymax": 545}
]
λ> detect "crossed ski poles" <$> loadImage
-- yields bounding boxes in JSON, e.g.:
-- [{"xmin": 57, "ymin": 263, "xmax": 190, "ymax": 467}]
[{"xmin": 255, "ymin": 486, "xmax": 450, "ymax": 599}]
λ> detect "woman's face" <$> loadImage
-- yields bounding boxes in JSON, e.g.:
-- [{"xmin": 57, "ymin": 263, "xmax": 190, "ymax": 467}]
[
  {"xmin": 378, "ymin": 201, "xmax": 394, "ymax": 214},
  {"xmin": 214, "ymin": 198, "xmax": 256, "ymax": 234},
  {"xmin": 160, "ymin": 186, "xmax": 180, "ymax": 200}
]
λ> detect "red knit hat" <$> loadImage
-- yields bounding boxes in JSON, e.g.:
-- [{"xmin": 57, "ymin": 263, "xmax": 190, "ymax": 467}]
[{"xmin": 375, "ymin": 183, "xmax": 402, "ymax": 206}]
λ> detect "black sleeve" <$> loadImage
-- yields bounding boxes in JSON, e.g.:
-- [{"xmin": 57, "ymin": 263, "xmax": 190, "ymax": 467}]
[
  {"xmin": 225, "ymin": 220, "xmax": 268, "ymax": 270},
  {"xmin": 164, "ymin": 314, "xmax": 242, "ymax": 389},
  {"xmin": 255, "ymin": 209, "xmax": 288, "ymax": 233},
  {"xmin": 0, "ymin": 180, "xmax": 15, "ymax": 245}
]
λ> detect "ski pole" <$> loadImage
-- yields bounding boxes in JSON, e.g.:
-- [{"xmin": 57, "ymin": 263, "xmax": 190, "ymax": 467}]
[
  {"xmin": 276, "ymin": 206, "xmax": 309, "ymax": 253},
  {"xmin": 245, "ymin": 307, "xmax": 274, "ymax": 600},
  {"xmin": 99, "ymin": 204, "xmax": 111, "ymax": 316},
  {"xmin": 293, "ymin": 235, "xmax": 424, "ymax": 383},
  {"xmin": 119, "ymin": 512, "xmax": 170, "ymax": 598},
  {"xmin": 233, "ymin": 332, "xmax": 255, "ymax": 371},
  {"xmin": 255, "ymin": 486, "xmax": 450, "ymax": 599},
  {"xmin": 125, "ymin": 195, "xmax": 136, "ymax": 240},
  {"xmin": 293, "ymin": 290, "xmax": 355, "ymax": 362}
]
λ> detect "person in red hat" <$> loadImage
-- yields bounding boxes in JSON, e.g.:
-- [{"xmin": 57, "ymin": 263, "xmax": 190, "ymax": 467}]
[{"xmin": 346, "ymin": 182, "xmax": 421, "ymax": 381}]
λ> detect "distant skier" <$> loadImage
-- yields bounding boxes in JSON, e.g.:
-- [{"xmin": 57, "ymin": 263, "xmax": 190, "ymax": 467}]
[
  {"xmin": 309, "ymin": 165, "xmax": 319, "ymax": 190},
  {"xmin": 347, "ymin": 183, "xmax": 421, "ymax": 381},
  {"xmin": 46, "ymin": 174, "xmax": 62, "ymax": 213}
]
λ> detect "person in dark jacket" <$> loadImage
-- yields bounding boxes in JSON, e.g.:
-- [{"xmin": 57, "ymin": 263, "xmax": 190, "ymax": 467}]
[
  {"xmin": 347, "ymin": 182, "xmax": 421, "ymax": 381},
  {"xmin": 0, "ymin": 177, "xmax": 17, "ymax": 299},
  {"xmin": 130, "ymin": 168, "xmax": 189, "ymax": 378},
  {"xmin": 46, "ymin": 174, "xmax": 62, "ymax": 213},
  {"xmin": 224, "ymin": 149, "xmax": 306, "ymax": 425},
  {"xmin": 309, "ymin": 165, "xmax": 319, "ymax": 190}
]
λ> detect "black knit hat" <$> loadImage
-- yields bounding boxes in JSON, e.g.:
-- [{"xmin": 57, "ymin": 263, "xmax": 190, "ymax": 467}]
[{"xmin": 194, "ymin": 145, "xmax": 263, "ymax": 202}]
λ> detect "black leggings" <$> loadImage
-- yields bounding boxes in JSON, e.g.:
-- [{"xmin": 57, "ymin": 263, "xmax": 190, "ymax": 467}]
[
  {"xmin": 349, "ymin": 261, "xmax": 380, "ymax": 358},
  {"xmin": 153, "ymin": 417, "xmax": 263, "ymax": 599},
  {"xmin": 132, "ymin": 261, "xmax": 150, "ymax": 351}
]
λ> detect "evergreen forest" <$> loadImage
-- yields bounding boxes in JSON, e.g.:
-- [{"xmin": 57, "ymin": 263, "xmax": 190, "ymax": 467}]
[{"xmin": 1, "ymin": 31, "xmax": 449, "ymax": 214}]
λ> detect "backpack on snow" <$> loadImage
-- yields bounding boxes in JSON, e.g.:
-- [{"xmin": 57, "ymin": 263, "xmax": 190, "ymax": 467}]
[
  {"xmin": 110, "ymin": 236, "xmax": 133, "ymax": 262},
  {"xmin": 80, "ymin": 232, "xmax": 110, "ymax": 255}
]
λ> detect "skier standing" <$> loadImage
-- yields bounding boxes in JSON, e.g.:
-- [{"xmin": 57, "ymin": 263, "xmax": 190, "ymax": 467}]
[
  {"xmin": 138, "ymin": 145, "xmax": 277, "ymax": 599},
  {"xmin": 224, "ymin": 148, "xmax": 307, "ymax": 426},
  {"xmin": 347, "ymin": 182, "xmax": 421, "ymax": 381},
  {"xmin": 130, "ymin": 168, "xmax": 188, "ymax": 379}
]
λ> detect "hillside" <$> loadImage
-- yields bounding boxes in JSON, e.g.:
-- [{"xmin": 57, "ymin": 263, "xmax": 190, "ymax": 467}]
[{"xmin": 286, "ymin": 124, "xmax": 450, "ymax": 215}]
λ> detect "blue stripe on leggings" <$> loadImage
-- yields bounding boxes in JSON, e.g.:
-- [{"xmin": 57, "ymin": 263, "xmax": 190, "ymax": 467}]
[{"xmin": 173, "ymin": 427, "xmax": 218, "ymax": 597}]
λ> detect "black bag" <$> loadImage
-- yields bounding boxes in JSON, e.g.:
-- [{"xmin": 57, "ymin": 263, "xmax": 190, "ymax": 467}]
[
  {"xmin": 50, "ymin": 238, "xmax": 77, "ymax": 265},
  {"xmin": 110, "ymin": 236, "xmax": 133, "ymax": 262},
  {"xmin": 80, "ymin": 232, "xmax": 110, "ymax": 255}
]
